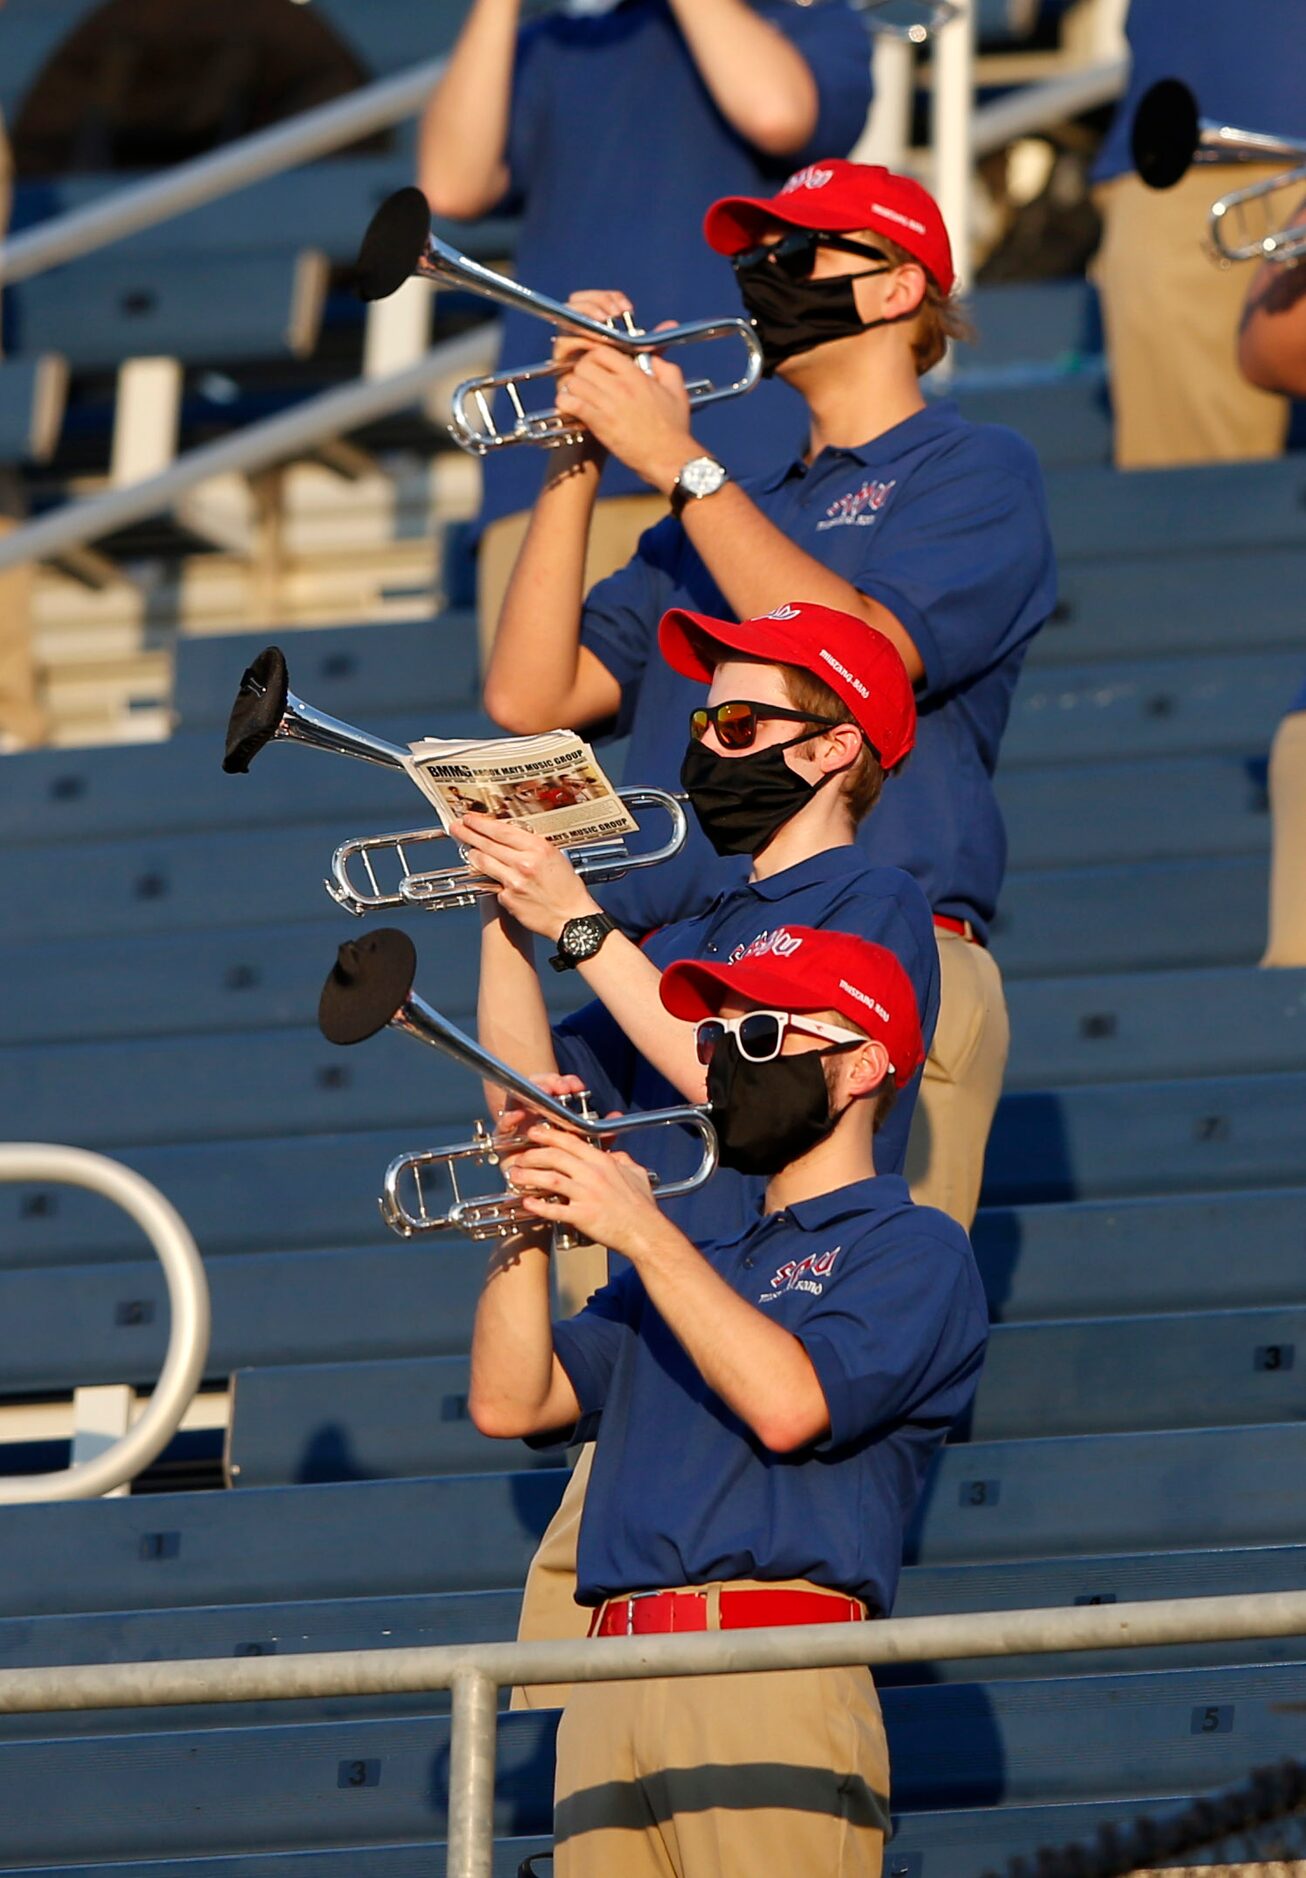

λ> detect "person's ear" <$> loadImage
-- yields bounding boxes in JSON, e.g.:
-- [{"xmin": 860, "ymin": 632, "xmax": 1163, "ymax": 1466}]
[
  {"xmin": 810, "ymin": 722, "xmax": 864, "ymax": 778},
  {"xmin": 882, "ymin": 262, "xmax": 927, "ymax": 323},
  {"xmin": 842, "ymin": 1038, "xmax": 890, "ymax": 1101}
]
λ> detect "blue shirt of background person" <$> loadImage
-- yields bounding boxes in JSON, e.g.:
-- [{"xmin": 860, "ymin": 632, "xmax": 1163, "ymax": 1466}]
[
  {"xmin": 553, "ymin": 845, "xmax": 940, "ymax": 1245},
  {"xmin": 480, "ymin": 0, "xmax": 872, "ymax": 529},
  {"xmin": 553, "ymin": 1173, "xmax": 988, "ymax": 1611},
  {"xmin": 582, "ymin": 402, "xmax": 1057, "ymax": 941},
  {"xmin": 1094, "ymin": 0, "xmax": 1306, "ymax": 185}
]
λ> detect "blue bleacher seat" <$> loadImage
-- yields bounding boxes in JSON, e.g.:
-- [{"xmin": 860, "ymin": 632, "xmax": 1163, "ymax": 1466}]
[
  {"xmin": 975, "ymin": 1187, "xmax": 1306, "ymax": 1322},
  {"xmin": 3, "ymin": 1849, "xmax": 550, "ymax": 1878},
  {"xmin": 226, "ymin": 1356, "xmax": 565, "ymax": 1486},
  {"xmin": 948, "ymin": 375, "xmax": 1111, "ymax": 467},
  {"xmin": 1005, "ymin": 649, "xmax": 1304, "ymax": 765},
  {"xmin": 1031, "ymin": 544, "xmax": 1306, "ymax": 666},
  {"xmin": 964, "ymin": 280, "xmax": 1101, "ymax": 369},
  {"xmin": 8, "ymin": 250, "xmax": 329, "ymax": 370},
  {"xmin": 1006, "ymin": 966, "xmax": 1306, "ymax": 1089},
  {"xmin": 0, "ymin": 355, "xmax": 67, "ymax": 466},
  {"xmin": 220, "ymin": 1310, "xmax": 1306, "ymax": 1491},
  {"xmin": 1048, "ymin": 457, "xmax": 1306, "ymax": 560},
  {"xmin": 173, "ymin": 618, "xmax": 480, "ymax": 728}
]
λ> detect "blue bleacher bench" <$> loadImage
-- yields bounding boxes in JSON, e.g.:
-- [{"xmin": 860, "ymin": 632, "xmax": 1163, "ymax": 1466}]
[
  {"xmin": 0, "ymin": 355, "xmax": 67, "ymax": 466},
  {"xmin": 1047, "ymin": 457, "xmax": 1306, "ymax": 561}
]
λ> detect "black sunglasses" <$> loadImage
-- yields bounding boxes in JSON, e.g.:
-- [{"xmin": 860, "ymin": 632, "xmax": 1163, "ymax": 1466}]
[
  {"xmin": 732, "ymin": 229, "xmax": 892, "ymax": 281},
  {"xmin": 688, "ymin": 699, "xmax": 842, "ymax": 752}
]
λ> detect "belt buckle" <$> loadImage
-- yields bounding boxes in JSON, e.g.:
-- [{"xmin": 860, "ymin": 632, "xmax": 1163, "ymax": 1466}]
[{"xmin": 624, "ymin": 1590, "xmax": 661, "ymax": 1636}]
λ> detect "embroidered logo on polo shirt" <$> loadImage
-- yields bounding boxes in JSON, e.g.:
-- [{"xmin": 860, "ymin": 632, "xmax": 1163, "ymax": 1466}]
[
  {"xmin": 758, "ymin": 1246, "xmax": 842, "ymax": 1303},
  {"xmin": 816, "ymin": 478, "xmax": 897, "ymax": 532},
  {"xmin": 781, "ymin": 166, "xmax": 833, "ymax": 195},
  {"xmin": 728, "ymin": 926, "xmax": 804, "ymax": 965}
]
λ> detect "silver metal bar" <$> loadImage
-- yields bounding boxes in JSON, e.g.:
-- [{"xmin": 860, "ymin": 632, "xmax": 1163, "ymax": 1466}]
[
  {"xmin": 972, "ymin": 56, "xmax": 1127, "ymax": 158},
  {"xmin": 4, "ymin": 1588, "xmax": 1306, "ymax": 1714},
  {"xmin": 447, "ymin": 1670, "xmax": 498, "ymax": 1878},
  {"xmin": 0, "ymin": 326, "xmax": 493, "ymax": 574},
  {"xmin": 0, "ymin": 58, "xmax": 449, "ymax": 288},
  {"xmin": 0, "ymin": 1147, "xmax": 209, "ymax": 1504}
]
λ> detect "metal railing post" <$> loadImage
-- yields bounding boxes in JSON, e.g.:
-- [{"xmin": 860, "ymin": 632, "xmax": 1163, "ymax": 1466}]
[
  {"xmin": 446, "ymin": 1669, "xmax": 499, "ymax": 1878},
  {"xmin": 933, "ymin": 1, "xmax": 977, "ymax": 294},
  {"xmin": 0, "ymin": 1146, "xmax": 209, "ymax": 1503}
]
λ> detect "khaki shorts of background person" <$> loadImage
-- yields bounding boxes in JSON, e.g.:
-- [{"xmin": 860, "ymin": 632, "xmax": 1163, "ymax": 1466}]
[{"xmin": 1262, "ymin": 710, "xmax": 1306, "ymax": 969}]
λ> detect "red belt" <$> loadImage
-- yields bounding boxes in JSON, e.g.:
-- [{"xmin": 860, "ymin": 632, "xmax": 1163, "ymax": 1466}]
[
  {"xmin": 589, "ymin": 1586, "xmax": 866, "ymax": 1637},
  {"xmin": 934, "ymin": 913, "xmax": 984, "ymax": 946}
]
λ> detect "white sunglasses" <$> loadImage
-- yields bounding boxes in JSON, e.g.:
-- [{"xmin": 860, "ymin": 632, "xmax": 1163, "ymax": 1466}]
[{"xmin": 693, "ymin": 1008, "xmax": 867, "ymax": 1067}]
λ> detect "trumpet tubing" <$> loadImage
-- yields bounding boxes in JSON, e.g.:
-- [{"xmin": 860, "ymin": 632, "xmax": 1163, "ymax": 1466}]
[
  {"xmin": 318, "ymin": 929, "xmax": 718, "ymax": 1244},
  {"xmin": 353, "ymin": 190, "xmax": 762, "ymax": 453}
]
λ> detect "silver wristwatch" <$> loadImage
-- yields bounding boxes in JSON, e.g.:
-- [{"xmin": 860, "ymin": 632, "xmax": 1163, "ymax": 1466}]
[{"xmin": 670, "ymin": 454, "xmax": 730, "ymax": 519}]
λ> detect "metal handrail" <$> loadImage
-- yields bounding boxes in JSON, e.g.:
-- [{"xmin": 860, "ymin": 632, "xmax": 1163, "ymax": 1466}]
[
  {"xmin": 0, "ymin": 1146, "xmax": 209, "ymax": 1503},
  {"xmin": 0, "ymin": 326, "xmax": 494, "ymax": 574},
  {"xmin": 0, "ymin": 57, "xmax": 447, "ymax": 288},
  {"xmin": 0, "ymin": 1587, "xmax": 1304, "ymax": 1874}
]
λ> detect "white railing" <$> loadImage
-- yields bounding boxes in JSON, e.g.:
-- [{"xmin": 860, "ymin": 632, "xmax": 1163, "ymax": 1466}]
[
  {"xmin": 0, "ymin": 1146, "xmax": 209, "ymax": 1503},
  {"xmin": 0, "ymin": 1588, "xmax": 1304, "ymax": 1875}
]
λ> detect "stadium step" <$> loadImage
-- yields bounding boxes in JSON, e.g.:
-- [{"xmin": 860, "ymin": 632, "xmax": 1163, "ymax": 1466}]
[
  {"xmin": 974, "ymin": 1187, "xmax": 1306, "ymax": 1323},
  {"xmin": 2, "ymin": 1848, "xmax": 550, "ymax": 1878},
  {"xmin": 1047, "ymin": 456, "xmax": 1306, "ymax": 560},
  {"xmin": 5, "ymin": 1426, "xmax": 1306, "ymax": 1620},
  {"xmin": 221, "ymin": 1305, "xmax": 1306, "ymax": 1491}
]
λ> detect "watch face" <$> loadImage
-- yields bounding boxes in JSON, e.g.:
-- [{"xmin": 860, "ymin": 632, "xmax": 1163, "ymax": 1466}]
[
  {"xmin": 682, "ymin": 456, "xmax": 726, "ymax": 499},
  {"xmin": 565, "ymin": 917, "xmax": 604, "ymax": 958}
]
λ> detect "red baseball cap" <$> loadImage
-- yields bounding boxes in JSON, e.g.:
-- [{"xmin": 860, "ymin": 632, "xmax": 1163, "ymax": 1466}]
[
  {"xmin": 704, "ymin": 159, "xmax": 955, "ymax": 296},
  {"xmin": 660, "ymin": 926, "xmax": 924, "ymax": 1082},
  {"xmin": 659, "ymin": 600, "xmax": 915, "ymax": 770}
]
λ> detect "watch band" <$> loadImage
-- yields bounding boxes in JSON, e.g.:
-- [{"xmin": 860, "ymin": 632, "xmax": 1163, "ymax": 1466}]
[
  {"xmin": 549, "ymin": 912, "xmax": 616, "ymax": 973},
  {"xmin": 670, "ymin": 456, "xmax": 728, "ymax": 520}
]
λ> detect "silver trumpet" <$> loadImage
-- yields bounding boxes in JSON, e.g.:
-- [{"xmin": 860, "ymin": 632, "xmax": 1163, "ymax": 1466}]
[
  {"xmin": 222, "ymin": 645, "xmax": 687, "ymax": 916},
  {"xmin": 317, "ymin": 928, "xmax": 718, "ymax": 1244},
  {"xmin": 1133, "ymin": 79, "xmax": 1306, "ymax": 265},
  {"xmin": 353, "ymin": 188, "xmax": 763, "ymax": 453}
]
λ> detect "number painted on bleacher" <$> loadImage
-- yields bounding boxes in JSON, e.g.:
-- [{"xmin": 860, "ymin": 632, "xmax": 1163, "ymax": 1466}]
[
  {"xmin": 959, "ymin": 1480, "xmax": 1000, "ymax": 1508},
  {"xmin": 337, "ymin": 1759, "xmax": 382, "ymax": 1789},
  {"xmin": 1191, "ymin": 1705, "xmax": 1235, "ymax": 1735},
  {"xmin": 886, "ymin": 1856, "xmax": 921, "ymax": 1876},
  {"xmin": 1074, "ymin": 1592, "xmax": 1117, "ymax": 1606},
  {"xmin": 441, "ymin": 1394, "xmax": 470, "ymax": 1423},
  {"xmin": 1255, "ymin": 1344, "xmax": 1295, "ymax": 1372},
  {"xmin": 115, "ymin": 1299, "xmax": 155, "ymax": 1327}
]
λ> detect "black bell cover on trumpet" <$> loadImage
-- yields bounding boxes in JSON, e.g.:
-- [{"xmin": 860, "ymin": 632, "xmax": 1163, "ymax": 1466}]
[
  {"xmin": 319, "ymin": 928, "xmax": 418, "ymax": 1046},
  {"xmin": 223, "ymin": 645, "xmax": 289, "ymax": 774},
  {"xmin": 1132, "ymin": 78, "xmax": 1200, "ymax": 191},
  {"xmin": 353, "ymin": 187, "xmax": 431, "ymax": 303}
]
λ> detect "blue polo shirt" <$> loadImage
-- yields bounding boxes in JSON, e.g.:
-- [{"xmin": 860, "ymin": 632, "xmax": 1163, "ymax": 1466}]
[
  {"xmin": 552, "ymin": 845, "xmax": 939, "ymax": 1245},
  {"xmin": 581, "ymin": 401, "xmax": 1057, "ymax": 941},
  {"xmin": 1095, "ymin": 0, "xmax": 1306, "ymax": 185},
  {"xmin": 552, "ymin": 1174, "xmax": 987, "ymax": 1611},
  {"xmin": 480, "ymin": 0, "xmax": 873, "ymax": 528}
]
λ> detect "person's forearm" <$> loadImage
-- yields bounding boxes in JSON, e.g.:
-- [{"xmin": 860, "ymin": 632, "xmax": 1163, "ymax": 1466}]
[
  {"xmin": 418, "ymin": 0, "xmax": 519, "ymax": 218},
  {"xmin": 667, "ymin": 0, "xmax": 819, "ymax": 155},
  {"xmin": 622, "ymin": 1212, "xmax": 830, "ymax": 1452},
  {"xmin": 482, "ymin": 455, "xmax": 621, "ymax": 732},
  {"xmin": 476, "ymin": 903, "xmax": 559, "ymax": 1120},
  {"xmin": 576, "ymin": 935, "xmax": 707, "ymax": 1102},
  {"xmin": 469, "ymin": 1232, "xmax": 579, "ymax": 1436},
  {"xmin": 678, "ymin": 482, "xmax": 925, "ymax": 683}
]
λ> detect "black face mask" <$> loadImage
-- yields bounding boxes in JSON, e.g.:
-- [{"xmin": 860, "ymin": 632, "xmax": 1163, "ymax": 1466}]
[
  {"xmin": 736, "ymin": 262, "xmax": 895, "ymax": 376},
  {"xmin": 681, "ymin": 733, "xmax": 834, "ymax": 858},
  {"xmin": 707, "ymin": 1035, "xmax": 843, "ymax": 1177}
]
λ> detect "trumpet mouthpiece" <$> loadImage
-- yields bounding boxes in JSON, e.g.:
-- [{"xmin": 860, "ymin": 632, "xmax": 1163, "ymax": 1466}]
[{"xmin": 319, "ymin": 928, "xmax": 417, "ymax": 1046}]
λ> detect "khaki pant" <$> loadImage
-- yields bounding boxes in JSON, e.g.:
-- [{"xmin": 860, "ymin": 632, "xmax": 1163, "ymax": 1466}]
[
  {"xmin": 1263, "ymin": 711, "xmax": 1306, "ymax": 968},
  {"xmin": 477, "ymin": 492, "xmax": 668, "ymax": 670},
  {"xmin": 1093, "ymin": 168, "xmax": 1291, "ymax": 470},
  {"xmin": 0, "ymin": 512, "xmax": 43, "ymax": 751},
  {"xmin": 513, "ymin": 930, "xmax": 1008, "ymax": 1705},
  {"xmin": 554, "ymin": 1603, "xmax": 889, "ymax": 1878},
  {"xmin": 904, "ymin": 929, "xmax": 1010, "ymax": 1234}
]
